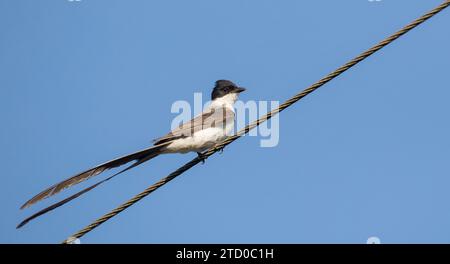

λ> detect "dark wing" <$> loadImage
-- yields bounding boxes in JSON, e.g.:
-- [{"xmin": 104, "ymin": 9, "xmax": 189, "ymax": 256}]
[
  {"xmin": 153, "ymin": 107, "xmax": 235, "ymax": 145},
  {"xmin": 20, "ymin": 143, "xmax": 168, "ymax": 209}
]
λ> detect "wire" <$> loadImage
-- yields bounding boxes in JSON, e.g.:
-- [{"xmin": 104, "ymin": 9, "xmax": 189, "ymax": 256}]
[{"xmin": 62, "ymin": 0, "xmax": 450, "ymax": 243}]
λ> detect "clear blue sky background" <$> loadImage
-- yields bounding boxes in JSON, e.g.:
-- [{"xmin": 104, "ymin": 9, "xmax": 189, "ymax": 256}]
[{"xmin": 1, "ymin": 0, "xmax": 450, "ymax": 244}]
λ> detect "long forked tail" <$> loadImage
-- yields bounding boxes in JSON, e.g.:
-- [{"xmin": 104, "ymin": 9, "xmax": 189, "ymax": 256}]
[
  {"xmin": 16, "ymin": 153, "xmax": 156, "ymax": 228},
  {"xmin": 20, "ymin": 143, "xmax": 169, "ymax": 210}
]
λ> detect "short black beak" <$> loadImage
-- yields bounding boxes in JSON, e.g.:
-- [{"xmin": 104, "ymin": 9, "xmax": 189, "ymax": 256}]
[{"xmin": 234, "ymin": 87, "xmax": 246, "ymax": 93}]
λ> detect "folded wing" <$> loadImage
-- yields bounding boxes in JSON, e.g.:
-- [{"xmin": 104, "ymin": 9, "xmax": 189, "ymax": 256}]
[{"xmin": 153, "ymin": 107, "xmax": 235, "ymax": 145}]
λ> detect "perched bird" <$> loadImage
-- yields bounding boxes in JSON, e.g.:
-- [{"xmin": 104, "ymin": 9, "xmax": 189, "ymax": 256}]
[{"xmin": 18, "ymin": 80, "xmax": 245, "ymax": 228}]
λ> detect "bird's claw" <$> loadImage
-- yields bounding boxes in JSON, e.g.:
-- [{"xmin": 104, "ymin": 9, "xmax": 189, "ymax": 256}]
[
  {"xmin": 197, "ymin": 152, "xmax": 207, "ymax": 164},
  {"xmin": 216, "ymin": 145, "xmax": 225, "ymax": 154}
]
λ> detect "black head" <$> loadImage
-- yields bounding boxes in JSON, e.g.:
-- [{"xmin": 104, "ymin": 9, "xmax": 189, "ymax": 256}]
[{"xmin": 211, "ymin": 80, "xmax": 246, "ymax": 100}]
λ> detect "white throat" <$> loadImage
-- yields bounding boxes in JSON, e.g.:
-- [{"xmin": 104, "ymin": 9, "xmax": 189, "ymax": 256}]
[{"xmin": 209, "ymin": 93, "xmax": 238, "ymax": 110}]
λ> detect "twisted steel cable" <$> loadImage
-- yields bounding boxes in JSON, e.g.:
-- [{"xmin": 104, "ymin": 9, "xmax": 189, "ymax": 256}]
[{"xmin": 62, "ymin": 0, "xmax": 450, "ymax": 244}]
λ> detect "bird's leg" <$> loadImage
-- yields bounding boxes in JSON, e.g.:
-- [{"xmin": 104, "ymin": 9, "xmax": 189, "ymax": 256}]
[
  {"xmin": 197, "ymin": 152, "xmax": 207, "ymax": 164},
  {"xmin": 217, "ymin": 145, "xmax": 225, "ymax": 154}
]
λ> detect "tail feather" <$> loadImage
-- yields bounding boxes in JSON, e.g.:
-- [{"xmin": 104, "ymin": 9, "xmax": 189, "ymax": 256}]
[
  {"xmin": 17, "ymin": 151, "xmax": 160, "ymax": 229},
  {"xmin": 20, "ymin": 143, "xmax": 168, "ymax": 210}
]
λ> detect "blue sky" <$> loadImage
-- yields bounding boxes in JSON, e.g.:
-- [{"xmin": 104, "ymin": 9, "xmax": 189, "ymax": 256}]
[{"xmin": 1, "ymin": 0, "xmax": 450, "ymax": 243}]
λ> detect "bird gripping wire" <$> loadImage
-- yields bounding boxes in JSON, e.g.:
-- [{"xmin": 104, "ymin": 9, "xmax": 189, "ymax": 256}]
[{"xmin": 62, "ymin": 0, "xmax": 450, "ymax": 244}]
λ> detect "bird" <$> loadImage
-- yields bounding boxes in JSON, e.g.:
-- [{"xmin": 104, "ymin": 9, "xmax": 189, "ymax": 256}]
[{"xmin": 17, "ymin": 80, "xmax": 246, "ymax": 228}]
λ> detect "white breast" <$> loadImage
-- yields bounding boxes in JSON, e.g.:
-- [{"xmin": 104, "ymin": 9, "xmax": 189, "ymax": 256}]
[
  {"xmin": 165, "ymin": 125, "xmax": 233, "ymax": 153},
  {"xmin": 165, "ymin": 107, "xmax": 235, "ymax": 153}
]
